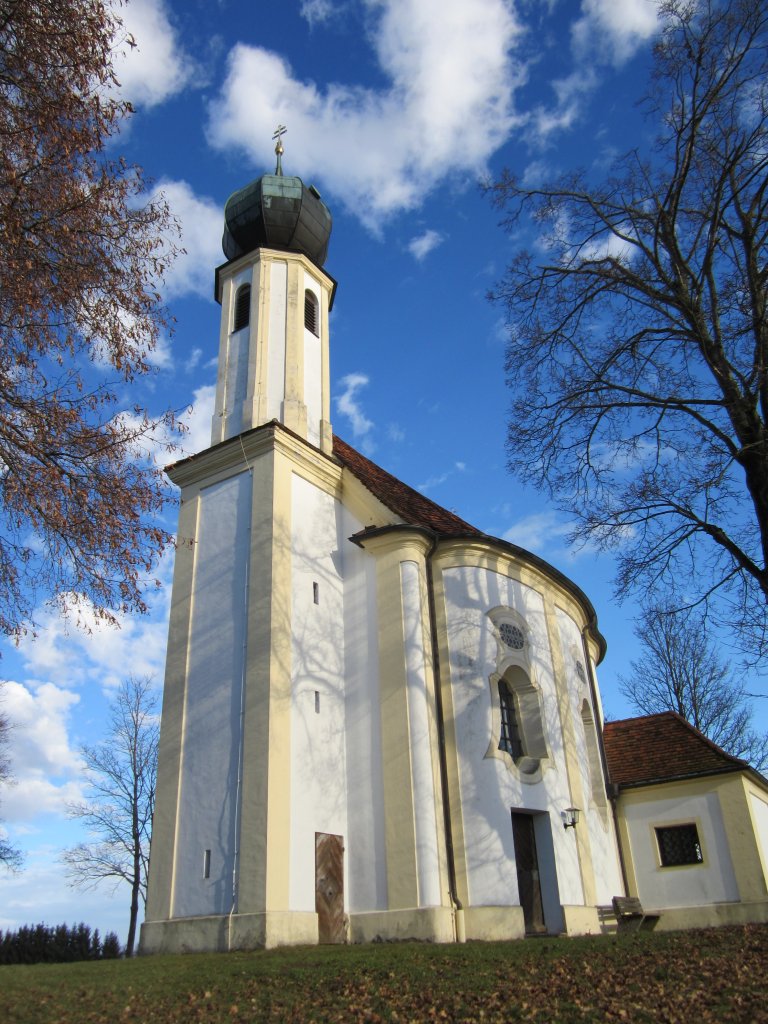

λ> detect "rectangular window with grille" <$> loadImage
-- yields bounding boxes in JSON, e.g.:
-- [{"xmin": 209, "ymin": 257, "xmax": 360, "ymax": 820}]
[{"xmin": 655, "ymin": 824, "xmax": 703, "ymax": 867}]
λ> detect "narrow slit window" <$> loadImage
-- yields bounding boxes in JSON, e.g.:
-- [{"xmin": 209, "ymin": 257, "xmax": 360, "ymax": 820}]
[
  {"xmin": 315, "ymin": 690, "xmax": 320, "ymax": 714},
  {"xmin": 203, "ymin": 849, "xmax": 211, "ymax": 879},
  {"xmin": 313, "ymin": 581, "xmax": 319, "ymax": 604},
  {"xmin": 233, "ymin": 284, "xmax": 251, "ymax": 332},
  {"xmin": 304, "ymin": 289, "xmax": 319, "ymax": 336}
]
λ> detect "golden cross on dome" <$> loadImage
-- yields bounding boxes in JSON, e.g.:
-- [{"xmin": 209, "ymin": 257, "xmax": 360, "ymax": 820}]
[{"xmin": 272, "ymin": 124, "xmax": 287, "ymax": 175}]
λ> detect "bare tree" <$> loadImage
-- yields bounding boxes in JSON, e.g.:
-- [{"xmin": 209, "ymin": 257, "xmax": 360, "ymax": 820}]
[
  {"xmin": 0, "ymin": 685, "xmax": 22, "ymax": 870},
  {"xmin": 488, "ymin": 0, "xmax": 768, "ymax": 659},
  {"xmin": 0, "ymin": 0, "xmax": 181, "ymax": 641},
  {"xmin": 62, "ymin": 677, "xmax": 158, "ymax": 957},
  {"xmin": 619, "ymin": 608, "xmax": 768, "ymax": 771}
]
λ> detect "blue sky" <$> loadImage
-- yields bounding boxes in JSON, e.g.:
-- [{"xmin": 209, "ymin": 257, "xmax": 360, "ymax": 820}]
[{"xmin": 0, "ymin": 0, "xmax": 761, "ymax": 945}]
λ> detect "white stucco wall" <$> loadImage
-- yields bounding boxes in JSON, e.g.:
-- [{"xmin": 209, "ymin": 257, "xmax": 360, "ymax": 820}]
[
  {"xmin": 751, "ymin": 791, "xmax": 768, "ymax": 882},
  {"xmin": 341, "ymin": 514, "xmax": 387, "ymax": 914},
  {"xmin": 267, "ymin": 260, "xmax": 287, "ymax": 423},
  {"xmin": 556, "ymin": 609, "xmax": 623, "ymax": 905},
  {"xmin": 289, "ymin": 474, "xmax": 349, "ymax": 912},
  {"xmin": 624, "ymin": 792, "xmax": 739, "ymax": 909},
  {"xmin": 442, "ymin": 565, "xmax": 584, "ymax": 924},
  {"xmin": 173, "ymin": 470, "xmax": 252, "ymax": 918}
]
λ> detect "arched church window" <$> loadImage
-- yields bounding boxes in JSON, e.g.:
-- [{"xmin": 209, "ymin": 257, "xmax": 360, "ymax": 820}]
[
  {"xmin": 233, "ymin": 285, "xmax": 251, "ymax": 332},
  {"xmin": 304, "ymin": 289, "xmax": 319, "ymax": 336},
  {"xmin": 499, "ymin": 680, "xmax": 524, "ymax": 759},
  {"xmin": 497, "ymin": 666, "xmax": 548, "ymax": 778},
  {"xmin": 581, "ymin": 698, "xmax": 608, "ymax": 820}
]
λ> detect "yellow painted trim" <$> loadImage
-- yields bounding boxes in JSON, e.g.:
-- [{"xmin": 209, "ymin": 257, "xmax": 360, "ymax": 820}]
[
  {"xmin": 211, "ymin": 275, "xmax": 234, "ymax": 445},
  {"xmin": 744, "ymin": 781, "xmax": 768, "ymax": 895},
  {"xmin": 282, "ymin": 260, "xmax": 306, "ymax": 436},
  {"xmin": 358, "ymin": 530, "xmax": 442, "ymax": 911},
  {"xmin": 264, "ymin": 452, "xmax": 295, "ymax": 911},
  {"xmin": 412, "ymin": 555, "xmax": 451, "ymax": 908},
  {"xmin": 145, "ymin": 493, "xmax": 200, "ymax": 922},
  {"xmin": 251, "ymin": 257, "xmax": 271, "ymax": 428},
  {"xmin": 234, "ymin": 451, "xmax": 275, "ymax": 915}
]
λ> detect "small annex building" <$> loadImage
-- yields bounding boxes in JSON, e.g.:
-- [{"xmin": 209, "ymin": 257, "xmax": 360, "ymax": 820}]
[
  {"xmin": 604, "ymin": 712, "xmax": 768, "ymax": 930},
  {"xmin": 139, "ymin": 145, "xmax": 628, "ymax": 954}
]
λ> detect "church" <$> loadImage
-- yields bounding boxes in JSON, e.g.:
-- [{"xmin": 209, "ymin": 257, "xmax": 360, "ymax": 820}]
[{"xmin": 140, "ymin": 140, "xmax": 768, "ymax": 954}]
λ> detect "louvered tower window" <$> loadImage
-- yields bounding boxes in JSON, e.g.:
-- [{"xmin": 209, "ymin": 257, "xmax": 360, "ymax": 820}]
[
  {"xmin": 304, "ymin": 289, "xmax": 319, "ymax": 336},
  {"xmin": 233, "ymin": 284, "xmax": 251, "ymax": 332}
]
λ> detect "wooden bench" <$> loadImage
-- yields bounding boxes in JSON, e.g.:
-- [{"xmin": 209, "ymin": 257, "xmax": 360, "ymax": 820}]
[{"xmin": 612, "ymin": 896, "xmax": 660, "ymax": 932}]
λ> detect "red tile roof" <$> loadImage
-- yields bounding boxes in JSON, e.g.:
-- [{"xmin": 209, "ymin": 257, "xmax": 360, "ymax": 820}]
[
  {"xmin": 603, "ymin": 712, "xmax": 750, "ymax": 788},
  {"xmin": 333, "ymin": 435, "xmax": 482, "ymax": 537}
]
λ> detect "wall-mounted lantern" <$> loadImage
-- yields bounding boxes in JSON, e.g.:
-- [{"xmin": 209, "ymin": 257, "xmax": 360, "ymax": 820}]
[{"xmin": 562, "ymin": 807, "xmax": 580, "ymax": 830}]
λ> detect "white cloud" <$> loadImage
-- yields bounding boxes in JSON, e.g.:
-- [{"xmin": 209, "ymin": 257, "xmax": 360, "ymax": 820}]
[
  {"xmin": 579, "ymin": 226, "xmax": 636, "ymax": 264},
  {"xmin": 148, "ymin": 333, "xmax": 173, "ymax": 370},
  {"xmin": 418, "ymin": 461, "xmax": 466, "ymax": 493},
  {"xmin": 112, "ymin": 0, "xmax": 194, "ymax": 108},
  {"xmin": 206, "ymin": 0, "xmax": 526, "ymax": 229},
  {"xmin": 13, "ymin": 551, "xmax": 175, "ymax": 694},
  {"xmin": 571, "ymin": 0, "xmax": 659, "ymax": 66},
  {"xmin": 185, "ymin": 347, "xmax": 203, "ymax": 373},
  {"xmin": 152, "ymin": 180, "xmax": 222, "ymax": 300},
  {"xmin": 178, "ymin": 384, "xmax": 216, "ymax": 460},
  {"xmin": 300, "ymin": 0, "xmax": 342, "ymax": 27},
  {"xmin": 113, "ymin": 380, "xmax": 215, "ymax": 469},
  {"xmin": 408, "ymin": 229, "xmax": 445, "ymax": 261},
  {"xmin": 335, "ymin": 373, "xmax": 374, "ymax": 439},
  {"xmin": 529, "ymin": 67, "xmax": 598, "ymax": 144},
  {"xmin": 0, "ymin": 680, "xmax": 84, "ymax": 822},
  {"xmin": 503, "ymin": 509, "xmax": 572, "ymax": 554}
]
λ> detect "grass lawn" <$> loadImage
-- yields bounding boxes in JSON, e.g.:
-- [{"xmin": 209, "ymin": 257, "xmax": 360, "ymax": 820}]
[{"xmin": 2, "ymin": 924, "xmax": 767, "ymax": 1023}]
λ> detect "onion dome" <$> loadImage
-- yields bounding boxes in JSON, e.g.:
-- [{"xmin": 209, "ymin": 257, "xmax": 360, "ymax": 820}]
[{"xmin": 222, "ymin": 126, "xmax": 332, "ymax": 267}]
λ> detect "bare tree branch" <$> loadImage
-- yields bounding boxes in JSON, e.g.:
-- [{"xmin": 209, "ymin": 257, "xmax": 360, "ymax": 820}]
[
  {"xmin": 0, "ymin": 682, "xmax": 22, "ymax": 871},
  {"xmin": 488, "ymin": 0, "xmax": 768, "ymax": 660},
  {"xmin": 62, "ymin": 677, "xmax": 158, "ymax": 956},
  {"xmin": 619, "ymin": 607, "xmax": 768, "ymax": 771}
]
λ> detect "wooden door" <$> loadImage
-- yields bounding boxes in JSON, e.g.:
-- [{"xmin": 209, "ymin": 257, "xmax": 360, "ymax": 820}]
[
  {"xmin": 315, "ymin": 832, "xmax": 345, "ymax": 944},
  {"xmin": 511, "ymin": 812, "xmax": 546, "ymax": 935}
]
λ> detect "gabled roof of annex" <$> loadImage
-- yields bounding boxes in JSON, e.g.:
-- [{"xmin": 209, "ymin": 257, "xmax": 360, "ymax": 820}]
[{"xmin": 603, "ymin": 711, "xmax": 762, "ymax": 789}]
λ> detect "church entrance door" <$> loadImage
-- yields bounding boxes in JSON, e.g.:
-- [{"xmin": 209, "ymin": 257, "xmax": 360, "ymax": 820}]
[
  {"xmin": 315, "ymin": 832, "xmax": 345, "ymax": 943},
  {"xmin": 511, "ymin": 812, "xmax": 546, "ymax": 934}
]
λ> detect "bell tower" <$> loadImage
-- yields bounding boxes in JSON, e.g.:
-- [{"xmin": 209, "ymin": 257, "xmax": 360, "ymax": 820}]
[
  {"xmin": 210, "ymin": 127, "xmax": 336, "ymax": 452},
  {"xmin": 142, "ymin": 133, "xmax": 343, "ymax": 954}
]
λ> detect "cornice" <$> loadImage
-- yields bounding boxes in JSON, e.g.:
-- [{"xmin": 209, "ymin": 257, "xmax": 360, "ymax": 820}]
[
  {"xmin": 166, "ymin": 419, "xmax": 343, "ymax": 497},
  {"xmin": 214, "ymin": 246, "xmax": 337, "ymax": 308}
]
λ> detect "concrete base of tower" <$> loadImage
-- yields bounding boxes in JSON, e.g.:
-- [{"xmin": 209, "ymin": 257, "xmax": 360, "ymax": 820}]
[
  {"xmin": 139, "ymin": 911, "xmax": 319, "ymax": 954},
  {"xmin": 348, "ymin": 906, "xmax": 456, "ymax": 944},
  {"xmin": 461, "ymin": 905, "xmax": 526, "ymax": 941},
  {"xmin": 561, "ymin": 905, "xmax": 602, "ymax": 936}
]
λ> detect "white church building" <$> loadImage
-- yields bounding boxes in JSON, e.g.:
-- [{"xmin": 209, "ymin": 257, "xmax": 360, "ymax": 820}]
[{"xmin": 141, "ymin": 146, "xmax": 675, "ymax": 953}]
